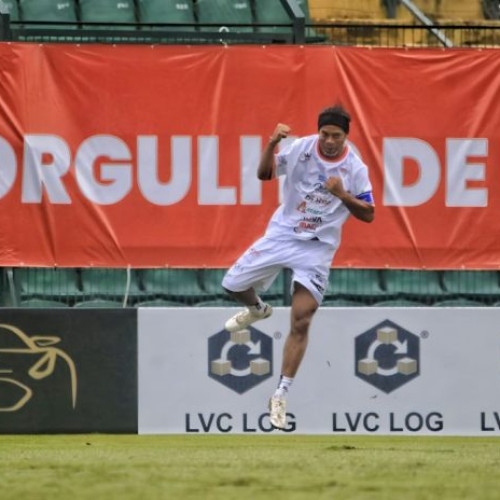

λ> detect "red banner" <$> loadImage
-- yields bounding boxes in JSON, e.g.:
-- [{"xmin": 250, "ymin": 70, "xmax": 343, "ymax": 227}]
[{"xmin": 0, "ymin": 44, "xmax": 500, "ymax": 269}]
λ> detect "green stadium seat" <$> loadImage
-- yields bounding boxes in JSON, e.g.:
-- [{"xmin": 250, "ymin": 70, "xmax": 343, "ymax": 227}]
[
  {"xmin": 15, "ymin": 267, "xmax": 82, "ymax": 301},
  {"xmin": 0, "ymin": 0, "xmax": 19, "ymax": 21},
  {"xmin": 73, "ymin": 299, "xmax": 124, "ymax": 308},
  {"xmin": 137, "ymin": 0, "xmax": 196, "ymax": 31},
  {"xmin": 196, "ymin": 0, "xmax": 253, "ymax": 32},
  {"xmin": 194, "ymin": 299, "xmax": 239, "ymax": 307},
  {"xmin": 19, "ymin": 0, "xmax": 77, "ymax": 26},
  {"xmin": 140, "ymin": 269, "xmax": 208, "ymax": 302},
  {"xmin": 254, "ymin": 0, "xmax": 323, "ymax": 41},
  {"xmin": 80, "ymin": 268, "xmax": 142, "ymax": 302},
  {"xmin": 79, "ymin": 0, "xmax": 136, "ymax": 26},
  {"xmin": 254, "ymin": 0, "xmax": 304, "ymax": 32},
  {"xmin": 263, "ymin": 273, "xmax": 286, "ymax": 300},
  {"xmin": 267, "ymin": 298, "xmax": 286, "ymax": 306},
  {"xmin": 442, "ymin": 271, "xmax": 500, "ymax": 299},
  {"xmin": 326, "ymin": 269, "xmax": 386, "ymax": 300},
  {"xmin": 373, "ymin": 299, "xmax": 425, "ymax": 307},
  {"xmin": 322, "ymin": 299, "xmax": 366, "ymax": 307},
  {"xmin": 383, "ymin": 270, "xmax": 445, "ymax": 300},
  {"xmin": 202, "ymin": 269, "xmax": 227, "ymax": 295},
  {"xmin": 135, "ymin": 299, "xmax": 188, "ymax": 307},
  {"xmin": 20, "ymin": 298, "xmax": 70, "ymax": 308},
  {"xmin": 433, "ymin": 298, "xmax": 486, "ymax": 307},
  {"xmin": 203, "ymin": 268, "xmax": 286, "ymax": 299}
]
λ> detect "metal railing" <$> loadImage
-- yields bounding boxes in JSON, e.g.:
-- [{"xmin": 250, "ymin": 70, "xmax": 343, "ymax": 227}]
[
  {"xmin": 312, "ymin": 21, "xmax": 500, "ymax": 48},
  {"xmin": 2, "ymin": 10, "xmax": 500, "ymax": 48}
]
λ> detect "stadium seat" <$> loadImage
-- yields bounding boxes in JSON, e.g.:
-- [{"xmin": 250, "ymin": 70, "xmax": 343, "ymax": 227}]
[
  {"xmin": 322, "ymin": 299, "xmax": 365, "ymax": 307},
  {"xmin": 80, "ymin": 268, "xmax": 142, "ymax": 302},
  {"xmin": 20, "ymin": 298, "xmax": 70, "ymax": 308},
  {"xmin": 202, "ymin": 269, "xmax": 227, "ymax": 296},
  {"xmin": 79, "ymin": 0, "xmax": 136, "ymax": 25},
  {"xmin": 196, "ymin": 0, "xmax": 253, "ymax": 33},
  {"xmin": 262, "ymin": 272, "xmax": 286, "ymax": 300},
  {"xmin": 433, "ymin": 298, "xmax": 486, "ymax": 307},
  {"xmin": 194, "ymin": 299, "xmax": 239, "ymax": 307},
  {"xmin": 255, "ymin": 0, "xmax": 308, "ymax": 32},
  {"xmin": 326, "ymin": 269, "xmax": 385, "ymax": 300},
  {"xmin": 73, "ymin": 299, "xmax": 124, "ymax": 308},
  {"xmin": 15, "ymin": 267, "xmax": 82, "ymax": 301},
  {"xmin": 442, "ymin": 271, "xmax": 500, "ymax": 299},
  {"xmin": 0, "ymin": 0, "xmax": 19, "ymax": 21},
  {"xmin": 137, "ymin": 0, "xmax": 196, "ymax": 30},
  {"xmin": 140, "ymin": 269, "xmax": 208, "ymax": 302},
  {"xmin": 19, "ymin": 0, "xmax": 77, "ymax": 26},
  {"xmin": 135, "ymin": 299, "xmax": 188, "ymax": 307},
  {"xmin": 373, "ymin": 299, "xmax": 425, "ymax": 307},
  {"xmin": 383, "ymin": 270, "xmax": 445, "ymax": 299},
  {"xmin": 254, "ymin": 0, "xmax": 323, "ymax": 40}
]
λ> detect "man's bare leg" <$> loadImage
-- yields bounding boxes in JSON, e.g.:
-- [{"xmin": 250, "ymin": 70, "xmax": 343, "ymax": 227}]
[
  {"xmin": 282, "ymin": 282, "xmax": 319, "ymax": 376},
  {"xmin": 269, "ymin": 283, "xmax": 318, "ymax": 429},
  {"xmin": 223, "ymin": 287, "xmax": 260, "ymax": 307}
]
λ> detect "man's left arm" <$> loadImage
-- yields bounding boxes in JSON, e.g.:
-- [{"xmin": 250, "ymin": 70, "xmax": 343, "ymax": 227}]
[{"xmin": 325, "ymin": 177, "xmax": 375, "ymax": 223}]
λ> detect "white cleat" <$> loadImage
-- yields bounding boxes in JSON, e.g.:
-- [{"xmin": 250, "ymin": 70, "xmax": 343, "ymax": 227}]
[
  {"xmin": 224, "ymin": 304, "xmax": 272, "ymax": 333},
  {"xmin": 268, "ymin": 396, "xmax": 286, "ymax": 430}
]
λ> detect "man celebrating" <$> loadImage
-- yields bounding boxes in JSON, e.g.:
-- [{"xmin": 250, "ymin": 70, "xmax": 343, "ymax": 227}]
[{"xmin": 222, "ymin": 105, "xmax": 375, "ymax": 429}]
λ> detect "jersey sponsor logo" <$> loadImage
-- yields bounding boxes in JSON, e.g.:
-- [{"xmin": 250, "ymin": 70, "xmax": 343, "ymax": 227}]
[
  {"xmin": 296, "ymin": 201, "xmax": 307, "ymax": 213},
  {"xmin": 302, "ymin": 216, "xmax": 322, "ymax": 224},
  {"xmin": 313, "ymin": 182, "xmax": 331, "ymax": 195},
  {"xmin": 304, "ymin": 193, "xmax": 331, "ymax": 206},
  {"xmin": 297, "ymin": 200, "xmax": 327, "ymax": 216},
  {"xmin": 294, "ymin": 216, "xmax": 323, "ymax": 233}
]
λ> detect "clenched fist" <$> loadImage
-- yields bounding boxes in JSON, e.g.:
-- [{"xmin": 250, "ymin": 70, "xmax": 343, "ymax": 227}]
[
  {"xmin": 325, "ymin": 176, "xmax": 346, "ymax": 198},
  {"xmin": 269, "ymin": 123, "xmax": 291, "ymax": 145}
]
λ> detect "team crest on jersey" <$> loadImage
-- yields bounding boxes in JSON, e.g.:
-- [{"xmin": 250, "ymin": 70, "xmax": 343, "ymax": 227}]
[{"xmin": 299, "ymin": 152, "xmax": 311, "ymax": 162}]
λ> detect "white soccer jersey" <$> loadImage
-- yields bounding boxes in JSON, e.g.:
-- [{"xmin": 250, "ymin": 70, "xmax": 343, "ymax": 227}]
[{"xmin": 264, "ymin": 134, "xmax": 374, "ymax": 249}]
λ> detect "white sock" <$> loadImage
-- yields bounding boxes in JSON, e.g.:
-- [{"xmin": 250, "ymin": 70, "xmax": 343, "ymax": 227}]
[
  {"xmin": 273, "ymin": 376, "xmax": 293, "ymax": 399},
  {"xmin": 249, "ymin": 296, "xmax": 266, "ymax": 312}
]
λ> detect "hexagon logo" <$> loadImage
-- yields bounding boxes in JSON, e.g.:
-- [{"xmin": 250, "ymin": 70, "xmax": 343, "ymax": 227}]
[
  {"xmin": 208, "ymin": 327, "xmax": 273, "ymax": 394},
  {"xmin": 355, "ymin": 319, "xmax": 420, "ymax": 393}
]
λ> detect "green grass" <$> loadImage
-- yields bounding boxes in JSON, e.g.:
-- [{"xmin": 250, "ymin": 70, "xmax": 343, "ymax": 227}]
[{"xmin": 0, "ymin": 435, "xmax": 499, "ymax": 499}]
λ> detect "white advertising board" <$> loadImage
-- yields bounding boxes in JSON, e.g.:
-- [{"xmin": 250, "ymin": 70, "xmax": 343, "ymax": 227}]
[{"xmin": 138, "ymin": 307, "xmax": 500, "ymax": 435}]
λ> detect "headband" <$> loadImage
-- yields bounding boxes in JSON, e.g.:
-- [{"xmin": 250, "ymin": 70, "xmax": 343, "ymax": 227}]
[{"xmin": 317, "ymin": 112, "xmax": 350, "ymax": 134}]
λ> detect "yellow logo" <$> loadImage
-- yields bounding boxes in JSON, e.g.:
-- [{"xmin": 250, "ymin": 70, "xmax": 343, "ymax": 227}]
[{"xmin": 0, "ymin": 324, "xmax": 77, "ymax": 412}]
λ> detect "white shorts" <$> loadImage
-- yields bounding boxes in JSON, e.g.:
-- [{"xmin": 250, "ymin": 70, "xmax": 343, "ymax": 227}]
[{"xmin": 222, "ymin": 236, "xmax": 336, "ymax": 305}]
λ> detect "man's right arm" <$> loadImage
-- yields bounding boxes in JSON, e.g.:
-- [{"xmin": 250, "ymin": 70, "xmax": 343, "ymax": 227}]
[{"xmin": 257, "ymin": 123, "xmax": 291, "ymax": 181}]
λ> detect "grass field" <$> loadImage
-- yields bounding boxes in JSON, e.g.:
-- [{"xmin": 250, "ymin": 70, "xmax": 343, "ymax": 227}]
[{"xmin": 1, "ymin": 435, "xmax": 499, "ymax": 500}]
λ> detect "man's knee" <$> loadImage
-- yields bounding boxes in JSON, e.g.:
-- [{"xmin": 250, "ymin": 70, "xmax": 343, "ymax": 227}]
[{"xmin": 291, "ymin": 306, "xmax": 317, "ymax": 337}]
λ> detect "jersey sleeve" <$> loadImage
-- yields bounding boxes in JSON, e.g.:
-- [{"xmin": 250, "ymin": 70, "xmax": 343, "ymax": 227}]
[
  {"xmin": 274, "ymin": 139, "xmax": 299, "ymax": 177},
  {"xmin": 353, "ymin": 165, "xmax": 375, "ymax": 204}
]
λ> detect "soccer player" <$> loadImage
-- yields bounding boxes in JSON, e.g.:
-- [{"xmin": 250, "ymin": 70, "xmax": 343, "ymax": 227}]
[{"xmin": 222, "ymin": 105, "xmax": 375, "ymax": 429}]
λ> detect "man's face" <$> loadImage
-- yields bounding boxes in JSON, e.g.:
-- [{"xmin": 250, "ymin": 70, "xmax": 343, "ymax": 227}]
[{"xmin": 318, "ymin": 125, "xmax": 347, "ymax": 159}]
